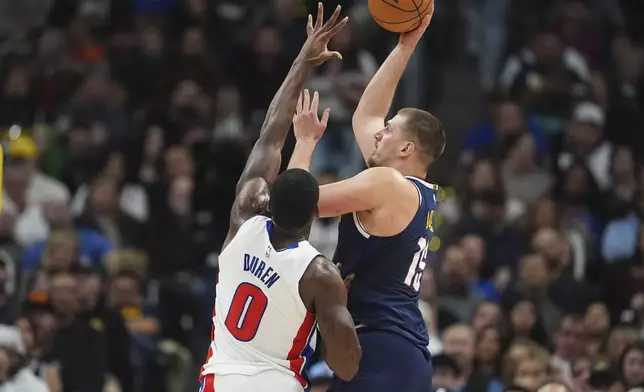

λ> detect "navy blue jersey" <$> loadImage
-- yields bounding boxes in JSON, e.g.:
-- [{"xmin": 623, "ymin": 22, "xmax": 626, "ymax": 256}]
[{"xmin": 332, "ymin": 176, "xmax": 438, "ymax": 350}]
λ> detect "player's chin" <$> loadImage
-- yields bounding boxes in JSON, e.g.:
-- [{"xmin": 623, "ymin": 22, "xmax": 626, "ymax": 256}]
[{"xmin": 366, "ymin": 155, "xmax": 380, "ymax": 168}]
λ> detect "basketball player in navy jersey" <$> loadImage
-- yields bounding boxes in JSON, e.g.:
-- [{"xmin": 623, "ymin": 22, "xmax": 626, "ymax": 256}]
[{"xmin": 288, "ymin": 12, "xmax": 443, "ymax": 392}]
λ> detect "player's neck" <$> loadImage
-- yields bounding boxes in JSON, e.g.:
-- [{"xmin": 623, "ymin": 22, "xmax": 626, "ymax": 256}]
[
  {"xmin": 390, "ymin": 160, "xmax": 427, "ymax": 180},
  {"xmin": 269, "ymin": 223, "xmax": 308, "ymax": 250}
]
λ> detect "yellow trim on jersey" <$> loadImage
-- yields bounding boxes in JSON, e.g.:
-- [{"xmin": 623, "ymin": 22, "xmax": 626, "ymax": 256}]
[{"xmin": 426, "ymin": 210, "xmax": 435, "ymax": 232}]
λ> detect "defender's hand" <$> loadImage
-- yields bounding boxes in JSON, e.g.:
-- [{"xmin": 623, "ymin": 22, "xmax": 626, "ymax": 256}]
[
  {"xmin": 399, "ymin": 12, "xmax": 433, "ymax": 49},
  {"xmin": 303, "ymin": 3, "xmax": 349, "ymax": 66},
  {"xmin": 335, "ymin": 263, "xmax": 355, "ymax": 292},
  {"xmin": 293, "ymin": 89, "xmax": 330, "ymax": 142}
]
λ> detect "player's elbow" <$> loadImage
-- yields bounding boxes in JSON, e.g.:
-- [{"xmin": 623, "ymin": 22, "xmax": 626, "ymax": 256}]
[{"xmin": 351, "ymin": 112, "xmax": 367, "ymax": 134}]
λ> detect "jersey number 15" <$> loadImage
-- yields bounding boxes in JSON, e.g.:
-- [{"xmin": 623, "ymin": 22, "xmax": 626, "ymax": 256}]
[{"xmin": 404, "ymin": 237, "xmax": 429, "ymax": 292}]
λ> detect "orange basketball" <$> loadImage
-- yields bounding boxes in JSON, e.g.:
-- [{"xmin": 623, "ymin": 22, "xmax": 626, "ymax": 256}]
[{"xmin": 368, "ymin": 0, "xmax": 434, "ymax": 33}]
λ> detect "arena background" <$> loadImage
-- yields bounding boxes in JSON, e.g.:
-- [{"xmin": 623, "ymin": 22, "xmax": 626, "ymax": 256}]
[{"xmin": 0, "ymin": 0, "xmax": 643, "ymax": 391}]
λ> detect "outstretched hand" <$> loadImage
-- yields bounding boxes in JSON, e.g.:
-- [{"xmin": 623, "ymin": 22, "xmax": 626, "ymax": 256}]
[
  {"xmin": 303, "ymin": 2, "xmax": 349, "ymax": 66},
  {"xmin": 399, "ymin": 10, "xmax": 433, "ymax": 49},
  {"xmin": 336, "ymin": 263, "xmax": 355, "ymax": 292},
  {"xmin": 293, "ymin": 89, "xmax": 330, "ymax": 142}
]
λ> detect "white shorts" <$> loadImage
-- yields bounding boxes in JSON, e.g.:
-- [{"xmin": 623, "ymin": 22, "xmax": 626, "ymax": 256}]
[{"xmin": 200, "ymin": 370, "xmax": 303, "ymax": 392}]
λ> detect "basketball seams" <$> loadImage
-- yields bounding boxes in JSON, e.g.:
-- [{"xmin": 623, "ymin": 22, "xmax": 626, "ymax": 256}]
[
  {"xmin": 410, "ymin": 0, "xmax": 422, "ymax": 32},
  {"xmin": 410, "ymin": 0, "xmax": 422, "ymax": 20},
  {"xmin": 377, "ymin": 0, "xmax": 418, "ymax": 13},
  {"xmin": 371, "ymin": 0, "xmax": 432, "ymax": 31},
  {"xmin": 371, "ymin": 13, "xmax": 422, "ymax": 25}
]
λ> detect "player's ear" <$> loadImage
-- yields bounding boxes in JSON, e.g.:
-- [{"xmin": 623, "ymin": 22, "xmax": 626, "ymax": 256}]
[{"xmin": 400, "ymin": 141, "xmax": 415, "ymax": 158}]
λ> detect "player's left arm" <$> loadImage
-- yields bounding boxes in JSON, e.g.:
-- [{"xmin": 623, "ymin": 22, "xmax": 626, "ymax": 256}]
[
  {"xmin": 317, "ymin": 167, "xmax": 409, "ymax": 217},
  {"xmin": 299, "ymin": 256, "xmax": 361, "ymax": 381},
  {"xmin": 224, "ymin": 4, "xmax": 348, "ymax": 249}
]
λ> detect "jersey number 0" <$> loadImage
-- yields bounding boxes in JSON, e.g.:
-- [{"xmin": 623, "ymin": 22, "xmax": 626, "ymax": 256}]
[{"xmin": 225, "ymin": 283, "xmax": 268, "ymax": 341}]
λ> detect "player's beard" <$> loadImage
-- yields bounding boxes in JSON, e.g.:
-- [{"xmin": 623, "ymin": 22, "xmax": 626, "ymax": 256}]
[{"xmin": 366, "ymin": 154, "xmax": 380, "ymax": 168}]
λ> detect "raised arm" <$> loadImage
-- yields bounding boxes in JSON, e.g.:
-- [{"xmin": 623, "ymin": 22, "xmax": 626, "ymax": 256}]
[
  {"xmin": 300, "ymin": 256, "xmax": 361, "ymax": 381},
  {"xmin": 224, "ymin": 3, "xmax": 348, "ymax": 249},
  {"xmin": 351, "ymin": 14, "xmax": 433, "ymax": 161}
]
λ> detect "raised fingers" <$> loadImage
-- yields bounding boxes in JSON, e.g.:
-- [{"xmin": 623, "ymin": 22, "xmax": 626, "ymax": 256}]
[
  {"xmin": 303, "ymin": 89, "xmax": 311, "ymax": 112},
  {"xmin": 296, "ymin": 91, "xmax": 304, "ymax": 114},
  {"xmin": 311, "ymin": 91, "xmax": 319, "ymax": 114},
  {"xmin": 315, "ymin": 2, "xmax": 323, "ymax": 30},
  {"xmin": 321, "ymin": 108, "xmax": 330, "ymax": 127},
  {"xmin": 325, "ymin": 16, "xmax": 348, "ymax": 38},
  {"xmin": 307, "ymin": 14, "xmax": 313, "ymax": 35},
  {"xmin": 323, "ymin": 5, "xmax": 342, "ymax": 32}
]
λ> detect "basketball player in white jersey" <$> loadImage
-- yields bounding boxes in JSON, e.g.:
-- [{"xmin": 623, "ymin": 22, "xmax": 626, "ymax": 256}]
[{"xmin": 199, "ymin": 4, "xmax": 361, "ymax": 392}]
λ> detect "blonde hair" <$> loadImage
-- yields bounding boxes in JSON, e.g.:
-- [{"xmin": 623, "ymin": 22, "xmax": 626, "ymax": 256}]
[
  {"xmin": 502, "ymin": 339, "xmax": 543, "ymax": 384},
  {"xmin": 105, "ymin": 248, "xmax": 149, "ymax": 278},
  {"xmin": 42, "ymin": 230, "xmax": 79, "ymax": 270}
]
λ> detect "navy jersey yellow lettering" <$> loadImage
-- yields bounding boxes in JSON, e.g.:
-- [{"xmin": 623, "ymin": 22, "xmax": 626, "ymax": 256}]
[{"xmin": 332, "ymin": 176, "xmax": 438, "ymax": 350}]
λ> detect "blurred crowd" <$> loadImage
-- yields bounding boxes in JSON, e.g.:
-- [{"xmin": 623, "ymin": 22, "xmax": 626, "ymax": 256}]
[{"xmin": 0, "ymin": 0, "xmax": 643, "ymax": 392}]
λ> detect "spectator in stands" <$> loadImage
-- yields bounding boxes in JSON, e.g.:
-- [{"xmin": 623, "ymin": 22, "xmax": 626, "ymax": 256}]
[
  {"xmin": 0, "ymin": 66, "xmax": 36, "ymax": 127},
  {"xmin": 501, "ymin": 339, "xmax": 543, "ymax": 386},
  {"xmin": 499, "ymin": 28, "xmax": 591, "ymax": 134},
  {"xmin": 558, "ymin": 102, "xmax": 613, "ymax": 192},
  {"xmin": 503, "ymin": 253, "xmax": 562, "ymax": 336},
  {"xmin": 453, "ymin": 185, "xmax": 525, "ymax": 276},
  {"xmin": 583, "ymin": 302, "xmax": 611, "ymax": 357},
  {"xmin": 551, "ymin": 314, "xmax": 586, "ymax": 379},
  {"xmin": 475, "ymin": 326, "xmax": 503, "ymax": 380},
  {"xmin": 604, "ymin": 43, "xmax": 644, "ymax": 155},
  {"xmin": 44, "ymin": 273, "xmax": 108, "ymax": 392},
  {"xmin": 460, "ymin": 235, "xmax": 507, "ymax": 302},
  {"xmin": 2, "ymin": 135, "xmax": 70, "ymax": 246},
  {"xmin": 506, "ymin": 298, "xmax": 550, "ymax": 347},
  {"xmin": 531, "ymin": 228, "xmax": 594, "ymax": 312},
  {"xmin": 432, "ymin": 353, "xmax": 465, "ymax": 392},
  {"xmin": 72, "ymin": 151, "xmax": 148, "ymax": 223},
  {"xmin": 21, "ymin": 204, "xmax": 112, "ymax": 275},
  {"xmin": 74, "ymin": 176, "xmax": 144, "ymax": 249},
  {"xmin": 604, "ymin": 326, "xmax": 640, "ymax": 366},
  {"xmin": 461, "ymin": 98, "xmax": 549, "ymax": 166},
  {"xmin": 471, "ymin": 301, "xmax": 502, "ymax": 333},
  {"xmin": 615, "ymin": 342, "xmax": 644, "ymax": 392},
  {"xmin": 601, "ymin": 147, "xmax": 641, "ymax": 263},
  {"xmin": 442, "ymin": 323, "xmax": 503, "ymax": 392},
  {"xmin": 78, "ymin": 269, "xmax": 134, "ymax": 392},
  {"xmin": 507, "ymin": 347, "xmax": 550, "ymax": 391},
  {"xmin": 137, "ymin": 125, "xmax": 166, "ymax": 187},
  {"xmin": 108, "ymin": 271, "xmax": 159, "ymax": 391},
  {"xmin": 419, "ymin": 267, "xmax": 459, "ymax": 337},
  {"xmin": 437, "ymin": 245, "xmax": 483, "ymax": 322},
  {"xmin": 502, "ymin": 134, "xmax": 553, "ymax": 207}
]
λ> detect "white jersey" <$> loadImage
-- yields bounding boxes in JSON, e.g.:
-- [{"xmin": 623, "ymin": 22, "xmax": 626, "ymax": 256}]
[{"xmin": 201, "ymin": 215, "xmax": 321, "ymax": 390}]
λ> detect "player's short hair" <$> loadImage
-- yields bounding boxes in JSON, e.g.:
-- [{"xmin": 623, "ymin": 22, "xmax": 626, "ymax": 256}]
[
  {"xmin": 270, "ymin": 169, "xmax": 319, "ymax": 232},
  {"xmin": 398, "ymin": 108, "xmax": 446, "ymax": 164}
]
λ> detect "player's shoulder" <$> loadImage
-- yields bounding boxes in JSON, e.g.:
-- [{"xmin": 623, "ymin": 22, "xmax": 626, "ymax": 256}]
[
  {"xmin": 299, "ymin": 256, "xmax": 343, "ymax": 309},
  {"xmin": 361, "ymin": 166, "xmax": 409, "ymax": 187},
  {"xmin": 227, "ymin": 215, "xmax": 270, "ymax": 247},
  {"xmin": 300, "ymin": 256, "xmax": 341, "ymax": 288},
  {"xmin": 239, "ymin": 214, "xmax": 270, "ymax": 232}
]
